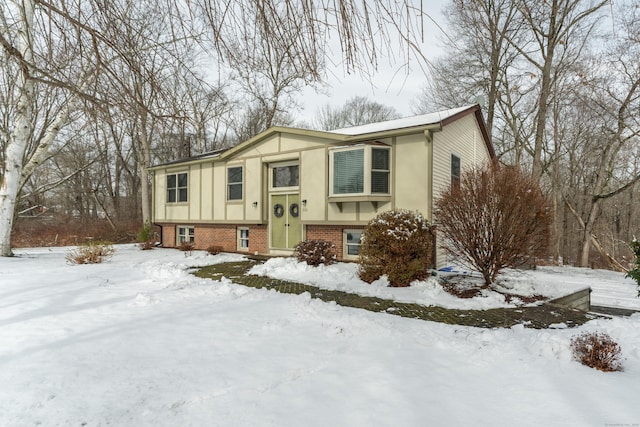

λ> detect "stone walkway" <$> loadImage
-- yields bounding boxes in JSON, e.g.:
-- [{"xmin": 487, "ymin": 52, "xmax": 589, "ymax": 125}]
[{"xmin": 193, "ymin": 260, "xmax": 599, "ymax": 329}]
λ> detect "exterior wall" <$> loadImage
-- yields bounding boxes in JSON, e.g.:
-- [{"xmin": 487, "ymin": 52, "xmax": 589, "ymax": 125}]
[
  {"xmin": 159, "ymin": 223, "xmax": 268, "ymax": 254},
  {"xmin": 394, "ymin": 133, "xmax": 430, "ymax": 215},
  {"xmin": 299, "ymin": 148, "xmax": 327, "ymax": 222},
  {"xmin": 152, "ymin": 111, "xmax": 493, "ymax": 269},
  {"xmin": 306, "ymin": 224, "xmax": 364, "ymax": 261},
  {"xmin": 431, "ymin": 113, "xmax": 492, "ymax": 267},
  {"xmin": 432, "ymin": 114, "xmax": 491, "ymax": 198}
]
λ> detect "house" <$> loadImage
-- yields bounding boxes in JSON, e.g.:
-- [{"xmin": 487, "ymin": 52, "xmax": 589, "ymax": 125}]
[{"xmin": 149, "ymin": 104, "xmax": 496, "ymax": 266}]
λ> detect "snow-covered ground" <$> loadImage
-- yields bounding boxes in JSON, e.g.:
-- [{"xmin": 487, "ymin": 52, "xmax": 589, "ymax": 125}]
[
  {"xmin": 0, "ymin": 245, "xmax": 638, "ymax": 426},
  {"xmin": 250, "ymin": 256, "xmax": 640, "ymax": 310}
]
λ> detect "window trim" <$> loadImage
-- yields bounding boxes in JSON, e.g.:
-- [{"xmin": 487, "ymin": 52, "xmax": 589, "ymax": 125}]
[
  {"xmin": 269, "ymin": 160, "xmax": 300, "ymax": 191},
  {"xmin": 237, "ymin": 227, "xmax": 249, "ymax": 251},
  {"xmin": 329, "ymin": 145, "xmax": 391, "ymax": 198},
  {"xmin": 176, "ymin": 225, "xmax": 194, "ymax": 245},
  {"xmin": 227, "ymin": 165, "xmax": 244, "ymax": 201},
  {"xmin": 343, "ymin": 229, "xmax": 363, "ymax": 260},
  {"xmin": 166, "ymin": 172, "xmax": 188, "ymax": 203}
]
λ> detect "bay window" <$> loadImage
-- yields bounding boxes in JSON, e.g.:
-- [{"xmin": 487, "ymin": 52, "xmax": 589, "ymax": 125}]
[{"xmin": 330, "ymin": 145, "xmax": 390, "ymax": 197}]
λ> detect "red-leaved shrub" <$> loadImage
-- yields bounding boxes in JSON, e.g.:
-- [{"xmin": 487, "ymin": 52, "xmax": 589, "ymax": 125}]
[
  {"xmin": 207, "ymin": 245, "xmax": 223, "ymax": 255},
  {"xmin": 570, "ymin": 331, "xmax": 623, "ymax": 372},
  {"xmin": 294, "ymin": 239, "xmax": 336, "ymax": 267},
  {"xmin": 434, "ymin": 164, "xmax": 551, "ymax": 285}
]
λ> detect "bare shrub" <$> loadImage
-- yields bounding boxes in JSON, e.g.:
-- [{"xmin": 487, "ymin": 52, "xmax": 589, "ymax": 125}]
[
  {"xmin": 206, "ymin": 245, "xmax": 224, "ymax": 255},
  {"xmin": 358, "ymin": 209, "xmax": 433, "ymax": 287},
  {"xmin": 293, "ymin": 239, "xmax": 336, "ymax": 267},
  {"xmin": 434, "ymin": 164, "xmax": 551, "ymax": 285},
  {"xmin": 66, "ymin": 243, "xmax": 115, "ymax": 264},
  {"xmin": 179, "ymin": 241, "xmax": 195, "ymax": 255},
  {"xmin": 570, "ymin": 331, "xmax": 623, "ymax": 372},
  {"xmin": 139, "ymin": 241, "xmax": 155, "ymax": 251}
]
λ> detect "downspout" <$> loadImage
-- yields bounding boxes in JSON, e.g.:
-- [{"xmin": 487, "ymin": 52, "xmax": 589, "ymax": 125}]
[
  {"xmin": 149, "ymin": 169, "xmax": 163, "ymax": 246},
  {"xmin": 424, "ymin": 129, "xmax": 436, "ymax": 267},
  {"xmin": 424, "ymin": 129, "xmax": 434, "ymax": 221}
]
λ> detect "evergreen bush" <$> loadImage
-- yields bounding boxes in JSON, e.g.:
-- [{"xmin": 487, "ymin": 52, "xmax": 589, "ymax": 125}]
[
  {"xmin": 626, "ymin": 238, "xmax": 640, "ymax": 296},
  {"xmin": 358, "ymin": 209, "xmax": 433, "ymax": 287}
]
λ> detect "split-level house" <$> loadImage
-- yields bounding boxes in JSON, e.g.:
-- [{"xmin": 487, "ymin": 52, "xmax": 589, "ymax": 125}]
[{"xmin": 149, "ymin": 104, "xmax": 496, "ymax": 267}]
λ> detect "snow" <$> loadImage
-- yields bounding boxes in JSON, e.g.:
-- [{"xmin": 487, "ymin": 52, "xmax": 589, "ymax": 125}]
[
  {"xmin": 329, "ymin": 105, "xmax": 474, "ymax": 135},
  {"xmin": 250, "ymin": 257, "xmax": 640, "ymax": 310},
  {"xmin": 0, "ymin": 244, "xmax": 638, "ymax": 426}
]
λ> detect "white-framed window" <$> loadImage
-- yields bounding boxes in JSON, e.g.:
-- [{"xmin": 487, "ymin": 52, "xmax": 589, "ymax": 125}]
[
  {"xmin": 227, "ymin": 166, "xmax": 243, "ymax": 201},
  {"xmin": 451, "ymin": 154, "xmax": 461, "ymax": 191},
  {"xmin": 238, "ymin": 227, "xmax": 249, "ymax": 251},
  {"xmin": 330, "ymin": 145, "xmax": 391, "ymax": 197},
  {"xmin": 167, "ymin": 172, "xmax": 188, "ymax": 203},
  {"xmin": 371, "ymin": 148, "xmax": 390, "ymax": 193},
  {"xmin": 270, "ymin": 161, "xmax": 299, "ymax": 190},
  {"xmin": 177, "ymin": 226, "xmax": 194, "ymax": 244},
  {"xmin": 344, "ymin": 229, "xmax": 363, "ymax": 259}
]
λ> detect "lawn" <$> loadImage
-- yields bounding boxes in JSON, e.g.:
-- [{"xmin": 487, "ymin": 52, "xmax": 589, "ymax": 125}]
[{"xmin": 0, "ymin": 245, "xmax": 637, "ymax": 426}]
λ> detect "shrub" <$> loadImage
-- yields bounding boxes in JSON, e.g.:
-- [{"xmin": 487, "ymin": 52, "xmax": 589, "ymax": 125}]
[
  {"xmin": 179, "ymin": 241, "xmax": 195, "ymax": 255},
  {"xmin": 66, "ymin": 243, "xmax": 115, "ymax": 264},
  {"xmin": 434, "ymin": 164, "xmax": 551, "ymax": 286},
  {"xmin": 358, "ymin": 209, "xmax": 433, "ymax": 287},
  {"xmin": 293, "ymin": 239, "xmax": 336, "ymax": 267},
  {"xmin": 626, "ymin": 238, "xmax": 640, "ymax": 295},
  {"xmin": 570, "ymin": 331, "xmax": 623, "ymax": 372},
  {"xmin": 137, "ymin": 222, "xmax": 153, "ymax": 243},
  {"xmin": 207, "ymin": 245, "xmax": 223, "ymax": 255},
  {"xmin": 139, "ymin": 240, "xmax": 155, "ymax": 251}
]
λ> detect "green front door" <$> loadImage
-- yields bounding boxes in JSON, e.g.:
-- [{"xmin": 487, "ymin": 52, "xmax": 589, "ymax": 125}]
[{"xmin": 270, "ymin": 194, "xmax": 301, "ymax": 249}]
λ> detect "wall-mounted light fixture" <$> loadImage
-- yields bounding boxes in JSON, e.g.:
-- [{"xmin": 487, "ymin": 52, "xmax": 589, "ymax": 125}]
[
  {"xmin": 301, "ymin": 199, "xmax": 307, "ymax": 206},
  {"xmin": 252, "ymin": 201, "xmax": 258, "ymax": 207}
]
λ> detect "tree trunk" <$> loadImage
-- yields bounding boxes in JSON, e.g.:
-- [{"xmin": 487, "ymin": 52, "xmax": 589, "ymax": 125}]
[
  {"xmin": 0, "ymin": 0, "xmax": 35, "ymax": 256},
  {"xmin": 579, "ymin": 200, "xmax": 600, "ymax": 267}
]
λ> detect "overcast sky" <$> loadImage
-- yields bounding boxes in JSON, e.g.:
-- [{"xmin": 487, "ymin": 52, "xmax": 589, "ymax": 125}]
[{"xmin": 298, "ymin": 0, "xmax": 450, "ymax": 125}]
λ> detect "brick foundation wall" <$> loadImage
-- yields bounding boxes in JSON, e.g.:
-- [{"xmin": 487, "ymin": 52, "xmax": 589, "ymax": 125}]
[
  {"xmin": 158, "ymin": 223, "xmax": 268, "ymax": 254},
  {"xmin": 159, "ymin": 223, "xmax": 367, "ymax": 260},
  {"xmin": 306, "ymin": 224, "xmax": 363, "ymax": 261}
]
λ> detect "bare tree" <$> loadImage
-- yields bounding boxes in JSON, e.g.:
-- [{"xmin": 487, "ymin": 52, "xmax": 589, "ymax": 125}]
[
  {"xmin": 314, "ymin": 96, "xmax": 400, "ymax": 131},
  {"xmin": 508, "ymin": 0, "xmax": 609, "ymax": 181},
  {"xmin": 434, "ymin": 164, "xmax": 552, "ymax": 285},
  {"xmin": 1, "ymin": 0, "xmax": 434, "ymax": 256}
]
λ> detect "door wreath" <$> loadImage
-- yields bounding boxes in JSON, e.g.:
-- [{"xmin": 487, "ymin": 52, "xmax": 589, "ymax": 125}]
[
  {"xmin": 273, "ymin": 203, "xmax": 284, "ymax": 218},
  {"xmin": 289, "ymin": 203, "xmax": 299, "ymax": 218}
]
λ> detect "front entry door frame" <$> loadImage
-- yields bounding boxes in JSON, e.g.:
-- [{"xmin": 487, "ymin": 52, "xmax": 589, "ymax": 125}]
[{"xmin": 270, "ymin": 193, "xmax": 302, "ymax": 251}]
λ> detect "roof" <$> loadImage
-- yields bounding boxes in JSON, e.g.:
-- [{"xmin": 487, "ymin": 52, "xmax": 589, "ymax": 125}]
[
  {"xmin": 328, "ymin": 105, "xmax": 475, "ymax": 135},
  {"xmin": 149, "ymin": 104, "xmax": 494, "ymax": 169}
]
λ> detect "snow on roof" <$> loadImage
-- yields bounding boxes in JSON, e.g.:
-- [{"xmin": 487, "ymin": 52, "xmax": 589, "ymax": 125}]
[{"xmin": 328, "ymin": 105, "xmax": 475, "ymax": 136}]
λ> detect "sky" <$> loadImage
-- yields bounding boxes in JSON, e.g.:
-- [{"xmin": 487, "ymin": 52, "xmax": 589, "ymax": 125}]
[{"xmin": 297, "ymin": 0, "xmax": 451, "ymax": 125}]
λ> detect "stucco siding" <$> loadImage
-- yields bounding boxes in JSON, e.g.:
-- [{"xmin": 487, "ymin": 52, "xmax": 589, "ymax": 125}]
[
  {"xmin": 244, "ymin": 157, "xmax": 263, "ymax": 221},
  {"xmin": 212, "ymin": 163, "xmax": 226, "ymax": 220},
  {"xmin": 300, "ymin": 148, "xmax": 327, "ymax": 222},
  {"xmin": 199, "ymin": 163, "xmax": 214, "ymax": 221},
  {"xmin": 394, "ymin": 133, "xmax": 429, "ymax": 214}
]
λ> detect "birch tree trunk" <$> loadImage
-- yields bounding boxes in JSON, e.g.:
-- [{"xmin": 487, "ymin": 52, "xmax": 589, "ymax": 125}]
[{"xmin": 0, "ymin": 0, "xmax": 35, "ymax": 256}]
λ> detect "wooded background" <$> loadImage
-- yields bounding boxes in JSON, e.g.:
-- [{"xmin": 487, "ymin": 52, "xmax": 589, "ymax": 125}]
[{"xmin": 1, "ymin": 0, "xmax": 638, "ymax": 269}]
